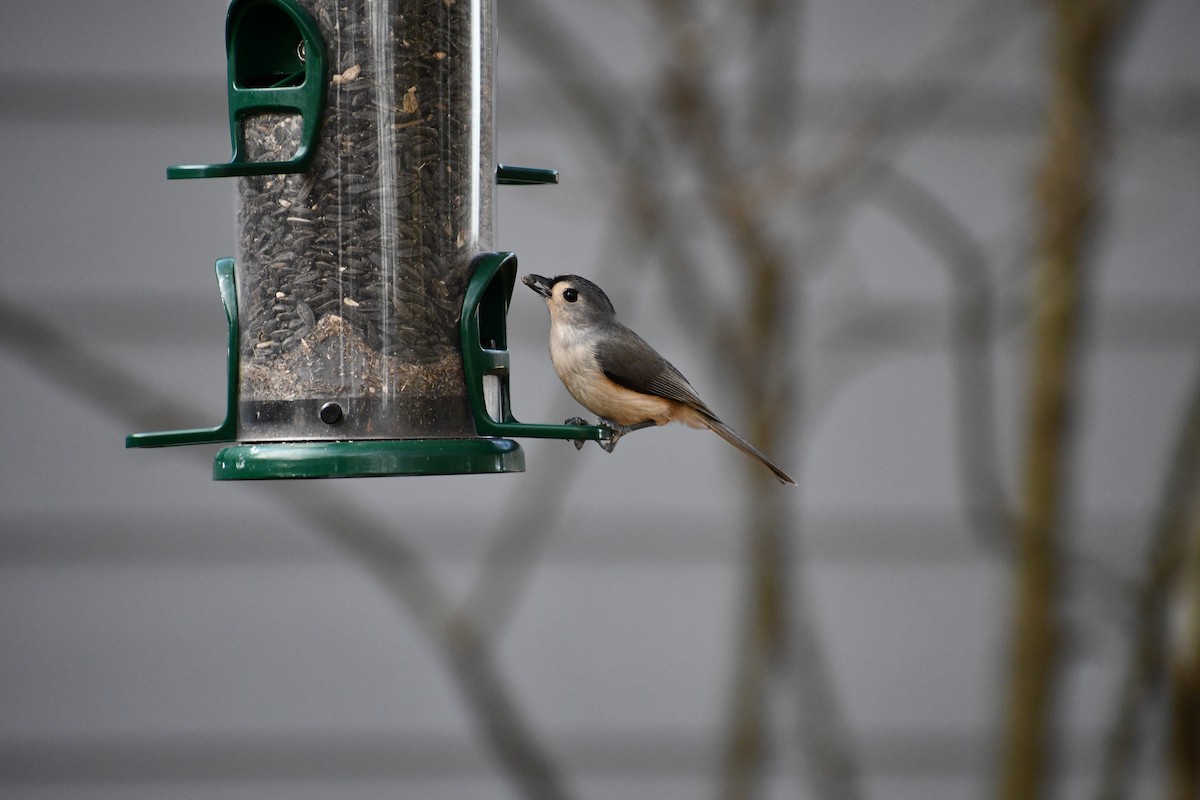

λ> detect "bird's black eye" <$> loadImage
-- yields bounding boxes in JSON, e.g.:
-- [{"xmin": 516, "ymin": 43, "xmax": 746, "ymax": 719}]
[{"xmin": 562, "ymin": 288, "xmax": 579, "ymax": 303}]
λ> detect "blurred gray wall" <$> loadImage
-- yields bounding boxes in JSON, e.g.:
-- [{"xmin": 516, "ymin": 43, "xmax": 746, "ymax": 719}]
[{"xmin": 1, "ymin": 1, "xmax": 1198, "ymax": 798}]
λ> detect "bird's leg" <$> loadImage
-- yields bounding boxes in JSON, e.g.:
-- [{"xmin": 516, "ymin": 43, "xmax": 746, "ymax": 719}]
[
  {"xmin": 596, "ymin": 419, "xmax": 656, "ymax": 453},
  {"xmin": 562, "ymin": 417, "xmax": 655, "ymax": 452}
]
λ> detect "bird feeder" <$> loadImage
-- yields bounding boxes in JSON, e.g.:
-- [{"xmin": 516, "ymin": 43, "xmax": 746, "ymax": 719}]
[{"xmin": 127, "ymin": 0, "xmax": 609, "ymax": 479}]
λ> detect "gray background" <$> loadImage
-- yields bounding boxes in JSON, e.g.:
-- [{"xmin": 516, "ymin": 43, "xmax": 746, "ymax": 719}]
[{"xmin": 1, "ymin": 0, "xmax": 1198, "ymax": 797}]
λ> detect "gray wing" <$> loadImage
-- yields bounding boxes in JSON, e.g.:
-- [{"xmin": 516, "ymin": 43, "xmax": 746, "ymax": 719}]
[{"xmin": 594, "ymin": 325, "xmax": 715, "ymax": 415}]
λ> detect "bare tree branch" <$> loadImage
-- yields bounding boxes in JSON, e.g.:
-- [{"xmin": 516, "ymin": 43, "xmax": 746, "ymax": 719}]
[
  {"xmin": 0, "ymin": 295, "xmax": 573, "ymax": 800},
  {"xmin": 506, "ymin": 0, "xmax": 737, "ymax": 332},
  {"xmin": 871, "ymin": 163, "xmax": 1013, "ymax": 546},
  {"xmin": 1095, "ymin": 347, "xmax": 1200, "ymax": 800},
  {"xmin": 632, "ymin": 6, "xmax": 854, "ymax": 800},
  {"xmin": 456, "ymin": 441, "xmax": 581, "ymax": 638},
  {"xmin": 792, "ymin": 0, "xmax": 1030, "ymax": 210}
]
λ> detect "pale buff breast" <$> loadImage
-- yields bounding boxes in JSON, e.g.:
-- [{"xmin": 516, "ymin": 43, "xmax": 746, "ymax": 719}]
[{"xmin": 549, "ymin": 324, "xmax": 674, "ymax": 426}]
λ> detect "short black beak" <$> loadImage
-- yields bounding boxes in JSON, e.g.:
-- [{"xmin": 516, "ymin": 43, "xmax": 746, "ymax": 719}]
[{"xmin": 522, "ymin": 273, "xmax": 553, "ymax": 298}]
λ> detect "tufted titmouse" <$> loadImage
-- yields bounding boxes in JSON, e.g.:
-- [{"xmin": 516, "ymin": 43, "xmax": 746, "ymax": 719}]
[{"xmin": 523, "ymin": 273, "xmax": 796, "ymax": 485}]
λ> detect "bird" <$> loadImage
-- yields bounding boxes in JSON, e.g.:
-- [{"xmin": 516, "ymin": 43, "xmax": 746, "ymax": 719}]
[{"xmin": 522, "ymin": 273, "xmax": 796, "ymax": 485}]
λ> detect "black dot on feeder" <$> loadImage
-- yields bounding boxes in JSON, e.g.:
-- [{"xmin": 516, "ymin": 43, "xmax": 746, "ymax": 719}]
[{"xmin": 319, "ymin": 402, "xmax": 344, "ymax": 425}]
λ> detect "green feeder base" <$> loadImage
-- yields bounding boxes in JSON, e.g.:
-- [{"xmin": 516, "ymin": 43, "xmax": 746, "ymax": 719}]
[{"xmin": 213, "ymin": 438, "xmax": 524, "ymax": 480}]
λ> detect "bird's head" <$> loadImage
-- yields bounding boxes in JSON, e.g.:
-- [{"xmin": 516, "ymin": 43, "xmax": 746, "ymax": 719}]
[{"xmin": 522, "ymin": 274, "xmax": 617, "ymax": 327}]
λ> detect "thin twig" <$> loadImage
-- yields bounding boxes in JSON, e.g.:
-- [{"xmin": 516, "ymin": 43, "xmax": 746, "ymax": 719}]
[{"xmin": 794, "ymin": 0, "xmax": 1030, "ymax": 206}]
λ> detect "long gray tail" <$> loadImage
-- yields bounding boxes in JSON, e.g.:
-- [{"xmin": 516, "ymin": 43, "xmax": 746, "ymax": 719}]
[{"xmin": 703, "ymin": 416, "xmax": 796, "ymax": 485}]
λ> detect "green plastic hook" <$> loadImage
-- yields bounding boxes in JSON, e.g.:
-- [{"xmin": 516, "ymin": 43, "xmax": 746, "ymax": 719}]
[
  {"xmin": 168, "ymin": 0, "xmax": 327, "ymax": 179},
  {"xmin": 461, "ymin": 252, "xmax": 611, "ymax": 444}
]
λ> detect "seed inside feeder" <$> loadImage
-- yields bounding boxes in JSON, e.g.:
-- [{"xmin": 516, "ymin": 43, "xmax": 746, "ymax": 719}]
[{"xmin": 235, "ymin": 0, "xmax": 495, "ymax": 441}]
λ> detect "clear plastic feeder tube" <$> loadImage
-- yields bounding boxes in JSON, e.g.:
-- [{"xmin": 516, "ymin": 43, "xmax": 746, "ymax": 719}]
[{"xmin": 236, "ymin": 0, "xmax": 495, "ymax": 440}]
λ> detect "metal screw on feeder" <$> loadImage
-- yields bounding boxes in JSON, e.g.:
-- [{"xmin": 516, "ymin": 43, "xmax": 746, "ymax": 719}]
[{"xmin": 127, "ymin": 0, "xmax": 611, "ymax": 479}]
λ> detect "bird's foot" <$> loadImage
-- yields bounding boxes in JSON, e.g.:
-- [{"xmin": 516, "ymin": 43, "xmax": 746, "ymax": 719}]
[
  {"xmin": 597, "ymin": 419, "xmax": 656, "ymax": 453},
  {"xmin": 598, "ymin": 421, "xmax": 624, "ymax": 453},
  {"xmin": 563, "ymin": 417, "xmax": 590, "ymax": 450},
  {"xmin": 563, "ymin": 417, "xmax": 656, "ymax": 452}
]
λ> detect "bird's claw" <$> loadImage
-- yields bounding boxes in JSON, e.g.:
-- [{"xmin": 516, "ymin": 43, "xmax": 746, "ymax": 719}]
[
  {"xmin": 562, "ymin": 416, "xmax": 625, "ymax": 452},
  {"xmin": 598, "ymin": 423, "xmax": 624, "ymax": 453},
  {"xmin": 564, "ymin": 417, "xmax": 590, "ymax": 450}
]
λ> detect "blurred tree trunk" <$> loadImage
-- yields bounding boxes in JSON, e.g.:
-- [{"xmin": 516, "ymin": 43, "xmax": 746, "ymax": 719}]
[{"xmin": 997, "ymin": 2, "xmax": 1139, "ymax": 799}]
